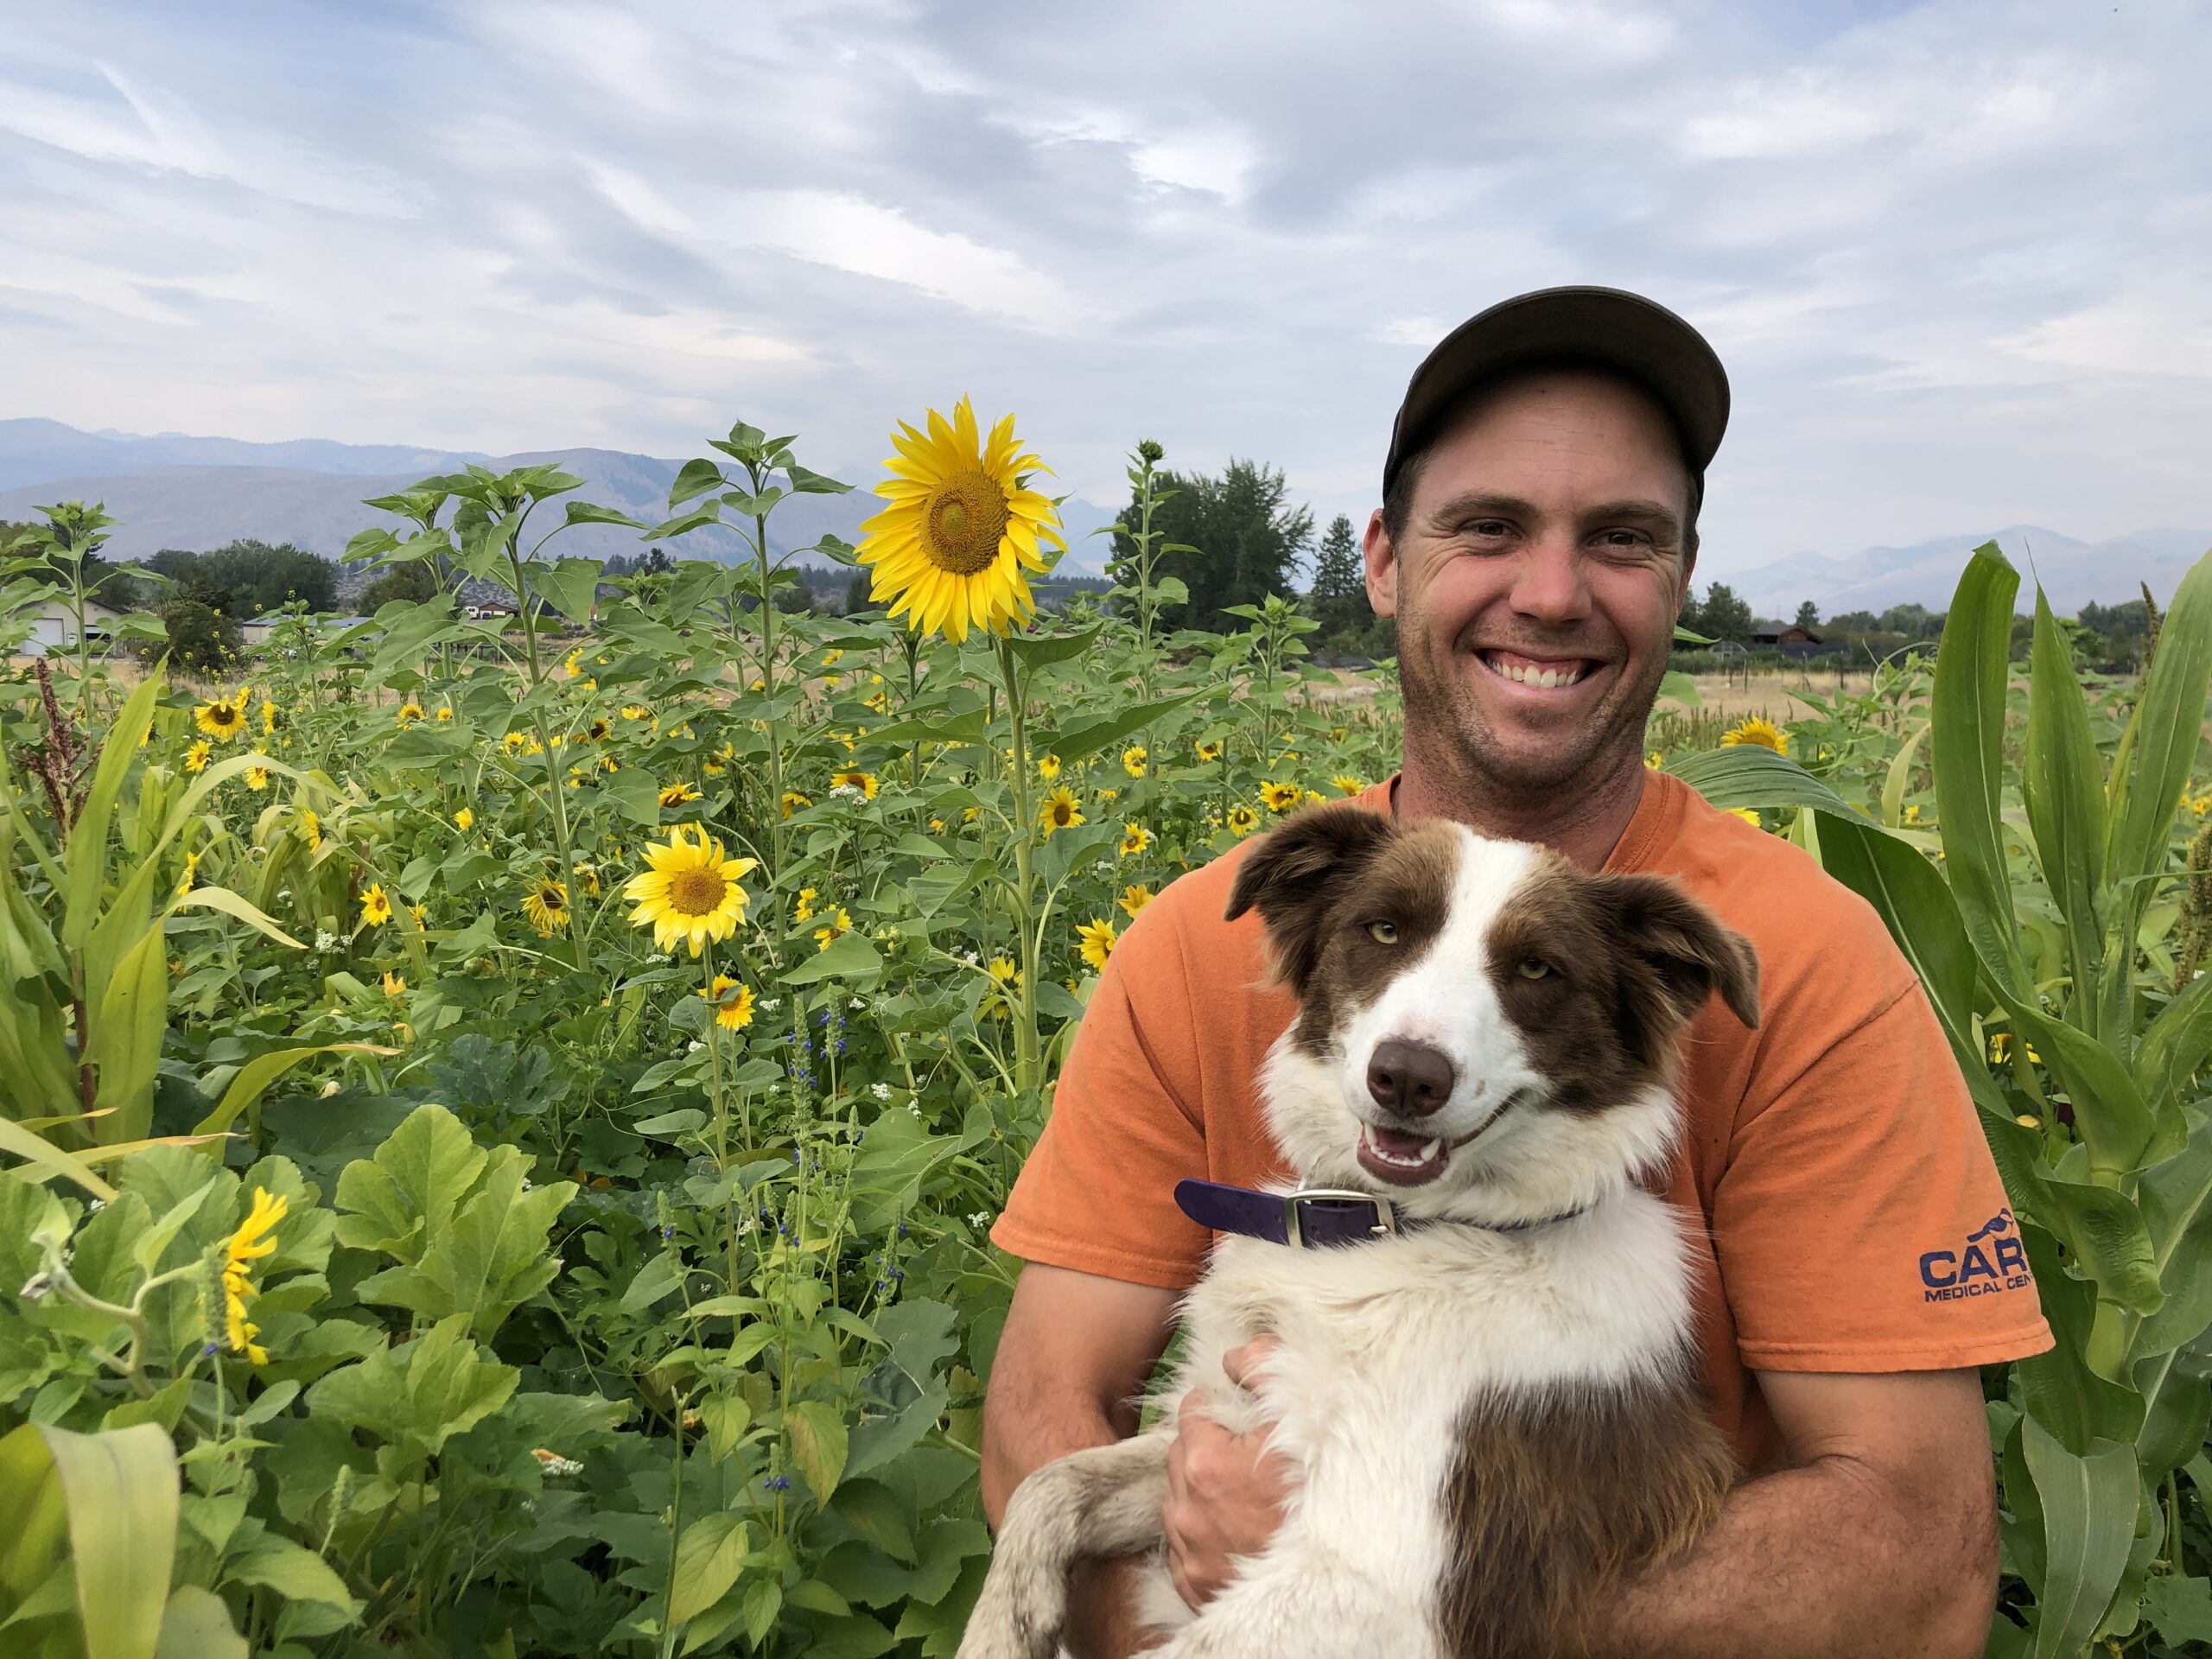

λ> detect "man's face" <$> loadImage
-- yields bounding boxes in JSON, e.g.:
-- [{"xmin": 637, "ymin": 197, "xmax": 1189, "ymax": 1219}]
[{"xmin": 1365, "ymin": 366, "xmax": 1694, "ymax": 797}]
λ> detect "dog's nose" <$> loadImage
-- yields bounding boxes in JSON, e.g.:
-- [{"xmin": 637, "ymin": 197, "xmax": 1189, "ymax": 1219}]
[{"xmin": 1366, "ymin": 1039, "xmax": 1455, "ymax": 1117}]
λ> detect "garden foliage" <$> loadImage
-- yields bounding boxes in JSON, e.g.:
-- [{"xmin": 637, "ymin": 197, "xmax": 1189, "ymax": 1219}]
[{"xmin": 0, "ymin": 431, "xmax": 2206, "ymax": 1659}]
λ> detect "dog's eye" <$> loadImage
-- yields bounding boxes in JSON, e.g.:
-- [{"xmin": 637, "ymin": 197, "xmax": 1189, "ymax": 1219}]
[
  {"xmin": 1366, "ymin": 920, "xmax": 1399, "ymax": 944},
  {"xmin": 1516, "ymin": 957, "xmax": 1551, "ymax": 980}
]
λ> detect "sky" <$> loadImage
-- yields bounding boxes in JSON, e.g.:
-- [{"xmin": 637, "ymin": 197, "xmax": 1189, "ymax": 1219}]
[{"xmin": 2, "ymin": 0, "xmax": 2209, "ymax": 576}]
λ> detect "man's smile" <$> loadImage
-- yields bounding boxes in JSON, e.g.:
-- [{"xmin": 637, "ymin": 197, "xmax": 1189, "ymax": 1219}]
[{"xmin": 1474, "ymin": 647, "xmax": 1607, "ymax": 694}]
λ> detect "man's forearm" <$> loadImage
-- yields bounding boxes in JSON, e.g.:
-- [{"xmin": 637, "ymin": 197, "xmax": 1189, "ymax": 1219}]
[{"xmin": 1586, "ymin": 1453, "xmax": 1997, "ymax": 1659}]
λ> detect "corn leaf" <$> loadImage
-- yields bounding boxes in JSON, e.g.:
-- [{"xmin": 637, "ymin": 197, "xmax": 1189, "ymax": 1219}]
[
  {"xmin": 41, "ymin": 1421, "xmax": 180, "ymax": 1659},
  {"xmin": 1931, "ymin": 541, "xmax": 2030, "ymax": 997}
]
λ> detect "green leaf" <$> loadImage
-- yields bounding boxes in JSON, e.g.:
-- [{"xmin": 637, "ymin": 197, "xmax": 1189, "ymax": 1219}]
[
  {"xmin": 1667, "ymin": 747, "xmax": 1871, "ymax": 820},
  {"xmin": 1931, "ymin": 542, "xmax": 2029, "ymax": 997},
  {"xmin": 353, "ymin": 1149, "xmax": 575, "ymax": 1341},
  {"xmin": 193, "ymin": 1042, "xmax": 395, "ymax": 1140},
  {"xmin": 830, "ymin": 1479, "xmax": 917, "ymax": 1564},
  {"xmin": 536, "ymin": 556, "xmax": 605, "ymax": 624},
  {"xmin": 154, "ymin": 1586, "xmax": 246, "ymax": 1659},
  {"xmin": 1003, "ymin": 623, "xmax": 1102, "ymax": 674},
  {"xmin": 2141, "ymin": 1573, "xmax": 2212, "ymax": 1644},
  {"xmin": 306, "ymin": 1316, "xmax": 516, "ymax": 1460},
  {"xmin": 64, "ymin": 673, "xmax": 161, "ymax": 950},
  {"xmin": 785, "ymin": 1400, "xmax": 849, "ymax": 1505},
  {"xmin": 2021, "ymin": 1418, "xmax": 2137, "ymax": 1659},
  {"xmin": 0, "ymin": 1116, "xmax": 118, "ymax": 1201},
  {"xmin": 40, "ymin": 1421, "xmax": 179, "ymax": 1659},
  {"xmin": 1048, "ymin": 691, "xmax": 1207, "ymax": 767},
  {"xmin": 2131, "ymin": 1117, "xmax": 2212, "ymax": 1358},
  {"xmin": 1655, "ymin": 670, "xmax": 1700, "ymax": 708},
  {"xmin": 782, "ymin": 930, "xmax": 883, "ymax": 988},
  {"xmin": 667, "ymin": 1512, "xmax": 751, "ymax": 1627},
  {"xmin": 563, "ymin": 501, "xmax": 646, "ymax": 531},
  {"xmin": 2107, "ymin": 545, "xmax": 2212, "ymax": 888},
  {"xmin": 669, "ymin": 458, "xmax": 726, "ymax": 508},
  {"xmin": 334, "ymin": 1103, "xmax": 489, "ymax": 1263},
  {"xmin": 2023, "ymin": 588, "xmax": 2107, "ymax": 1027},
  {"xmin": 786, "ymin": 463, "xmax": 853, "ymax": 495},
  {"xmin": 224, "ymin": 1533, "xmax": 361, "ymax": 1617},
  {"xmin": 620, "ymin": 1252, "xmax": 686, "ymax": 1313}
]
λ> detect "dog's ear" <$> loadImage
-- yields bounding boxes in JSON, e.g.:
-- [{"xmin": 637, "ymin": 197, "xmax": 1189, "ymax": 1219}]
[
  {"xmin": 1225, "ymin": 804, "xmax": 1395, "ymax": 991},
  {"xmin": 1592, "ymin": 874, "xmax": 1761, "ymax": 1061}
]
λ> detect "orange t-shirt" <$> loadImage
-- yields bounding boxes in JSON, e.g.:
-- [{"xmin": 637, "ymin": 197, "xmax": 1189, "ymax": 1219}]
[{"xmin": 994, "ymin": 770, "xmax": 2052, "ymax": 1471}]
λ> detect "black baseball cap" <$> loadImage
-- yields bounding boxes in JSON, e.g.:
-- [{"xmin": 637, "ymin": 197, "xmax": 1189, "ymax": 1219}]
[{"xmin": 1382, "ymin": 286, "xmax": 1730, "ymax": 498}]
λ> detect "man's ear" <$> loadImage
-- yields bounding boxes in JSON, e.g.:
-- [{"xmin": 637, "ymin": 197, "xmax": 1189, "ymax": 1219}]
[
  {"xmin": 1363, "ymin": 508, "xmax": 1397, "ymax": 620},
  {"xmin": 1592, "ymin": 874, "xmax": 1760, "ymax": 1063},
  {"xmin": 1226, "ymin": 804, "xmax": 1395, "ymax": 993}
]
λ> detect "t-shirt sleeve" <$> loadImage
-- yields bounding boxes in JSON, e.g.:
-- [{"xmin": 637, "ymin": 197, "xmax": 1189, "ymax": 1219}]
[
  {"xmin": 989, "ymin": 903, "xmax": 1215, "ymax": 1289},
  {"xmin": 1713, "ymin": 977, "xmax": 2053, "ymax": 1372}
]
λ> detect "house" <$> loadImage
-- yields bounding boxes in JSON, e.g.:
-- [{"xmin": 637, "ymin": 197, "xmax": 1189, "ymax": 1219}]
[
  {"xmin": 19, "ymin": 597, "xmax": 123, "ymax": 657},
  {"xmin": 240, "ymin": 613, "xmax": 376, "ymax": 649},
  {"xmin": 1749, "ymin": 620, "xmax": 1840, "ymax": 659}
]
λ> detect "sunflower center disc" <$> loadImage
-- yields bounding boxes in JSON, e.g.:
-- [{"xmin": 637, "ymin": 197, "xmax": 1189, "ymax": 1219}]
[
  {"xmin": 669, "ymin": 868, "xmax": 726, "ymax": 917},
  {"xmin": 923, "ymin": 472, "xmax": 1011, "ymax": 575}
]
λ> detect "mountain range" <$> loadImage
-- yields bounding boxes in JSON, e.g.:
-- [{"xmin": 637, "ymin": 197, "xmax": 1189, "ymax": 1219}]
[
  {"xmin": 1, "ymin": 419, "xmax": 2202, "ymax": 613},
  {"xmin": 0, "ymin": 418, "xmax": 1122, "ymax": 573}
]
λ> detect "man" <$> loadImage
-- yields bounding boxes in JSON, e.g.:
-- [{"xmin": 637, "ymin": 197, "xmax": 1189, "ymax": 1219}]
[{"xmin": 982, "ymin": 288, "xmax": 2050, "ymax": 1657}]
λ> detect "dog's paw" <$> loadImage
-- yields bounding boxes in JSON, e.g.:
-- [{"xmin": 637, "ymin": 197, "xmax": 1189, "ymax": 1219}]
[{"xmin": 955, "ymin": 1564, "xmax": 1066, "ymax": 1659}]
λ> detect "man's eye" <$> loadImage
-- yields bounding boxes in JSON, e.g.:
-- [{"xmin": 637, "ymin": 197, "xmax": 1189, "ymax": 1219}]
[
  {"xmin": 1598, "ymin": 529, "xmax": 1646, "ymax": 548},
  {"xmin": 1468, "ymin": 520, "xmax": 1511, "ymax": 537},
  {"xmin": 1367, "ymin": 920, "xmax": 1399, "ymax": 944}
]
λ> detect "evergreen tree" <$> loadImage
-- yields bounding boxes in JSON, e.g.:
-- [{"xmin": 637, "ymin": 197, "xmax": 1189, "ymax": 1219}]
[
  {"xmin": 1700, "ymin": 582, "xmax": 1753, "ymax": 642},
  {"xmin": 1794, "ymin": 600, "xmax": 1821, "ymax": 632},
  {"xmin": 1307, "ymin": 513, "xmax": 1368, "ymax": 640},
  {"xmin": 1111, "ymin": 457, "xmax": 1313, "ymax": 633}
]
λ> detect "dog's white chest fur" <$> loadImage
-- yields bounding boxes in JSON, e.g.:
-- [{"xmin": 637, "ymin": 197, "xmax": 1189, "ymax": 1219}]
[{"xmin": 1144, "ymin": 1191, "xmax": 1700, "ymax": 1637}]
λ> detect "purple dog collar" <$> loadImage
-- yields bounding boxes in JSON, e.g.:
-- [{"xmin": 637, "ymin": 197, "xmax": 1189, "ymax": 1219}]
[{"xmin": 1174, "ymin": 1179, "xmax": 1590, "ymax": 1249}]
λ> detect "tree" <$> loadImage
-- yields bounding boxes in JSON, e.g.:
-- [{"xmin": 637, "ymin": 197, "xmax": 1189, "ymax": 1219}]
[
  {"xmin": 1700, "ymin": 582, "xmax": 1752, "ymax": 642},
  {"xmin": 143, "ymin": 540, "xmax": 337, "ymax": 616},
  {"xmin": 844, "ymin": 570, "xmax": 874, "ymax": 615},
  {"xmin": 1306, "ymin": 513, "xmax": 1368, "ymax": 642},
  {"xmin": 361, "ymin": 562, "xmax": 439, "ymax": 610},
  {"xmin": 158, "ymin": 597, "xmax": 239, "ymax": 672},
  {"xmin": 1794, "ymin": 600, "xmax": 1821, "ymax": 632},
  {"xmin": 1111, "ymin": 457, "xmax": 1313, "ymax": 633}
]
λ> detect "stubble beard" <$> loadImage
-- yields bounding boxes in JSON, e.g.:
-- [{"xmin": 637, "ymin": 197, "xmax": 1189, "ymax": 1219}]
[{"xmin": 1397, "ymin": 613, "xmax": 1669, "ymax": 809}]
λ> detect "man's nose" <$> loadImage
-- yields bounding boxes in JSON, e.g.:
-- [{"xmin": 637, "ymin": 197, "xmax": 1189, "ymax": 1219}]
[
  {"xmin": 1366, "ymin": 1039, "xmax": 1457, "ymax": 1118},
  {"xmin": 1506, "ymin": 536, "xmax": 1592, "ymax": 627}
]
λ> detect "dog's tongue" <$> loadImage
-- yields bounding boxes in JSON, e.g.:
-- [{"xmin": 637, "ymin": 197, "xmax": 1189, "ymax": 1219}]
[{"xmin": 1370, "ymin": 1126, "xmax": 1433, "ymax": 1157}]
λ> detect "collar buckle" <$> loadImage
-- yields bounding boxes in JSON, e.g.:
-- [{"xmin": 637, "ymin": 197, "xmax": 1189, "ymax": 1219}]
[{"xmin": 1282, "ymin": 1187, "xmax": 1398, "ymax": 1249}]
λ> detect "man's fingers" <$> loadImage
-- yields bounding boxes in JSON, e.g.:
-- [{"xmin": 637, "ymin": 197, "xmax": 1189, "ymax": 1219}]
[{"xmin": 1221, "ymin": 1335, "xmax": 1281, "ymax": 1391}]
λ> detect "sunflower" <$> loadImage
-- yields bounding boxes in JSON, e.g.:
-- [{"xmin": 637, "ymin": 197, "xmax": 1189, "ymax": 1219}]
[
  {"xmin": 454, "ymin": 806, "xmax": 474, "ymax": 832},
  {"xmin": 298, "ymin": 809, "xmax": 321, "ymax": 849},
  {"xmin": 1122, "ymin": 745, "xmax": 1148, "ymax": 779},
  {"xmin": 1119, "ymin": 823, "xmax": 1152, "ymax": 857},
  {"xmin": 621, "ymin": 704, "xmax": 652, "ymax": 722},
  {"xmin": 503, "ymin": 731, "xmax": 531, "ymax": 756},
  {"xmin": 194, "ymin": 689, "xmax": 251, "ymax": 740},
  {"xmin": 982, "ymin": 955, "xmax": 1020, "ymax": 1019},
  {"xmin": 178, "ymin": 849, "xmax": 200, "ymax": 897},
  {"xmin": 1645, "ymin": 752, "xmax": 1664, "ymax": 770},
  {"xmin": 1118, "ymin": 884, "xmax": 1154, "ymax": 920},
  {"xmin": 1195, "ymin": 739, "xmax": 1224, "ymax": 763},
  {"xmin": 396, "ymin": 701, "xmax": 425, "ymax": 726},
  {"xmin": 359, "ymin": 884, "xmax": 392, "ymax": 927},
  {"xmin": 1719, "ymin": 715, "xmax": 1789, "ymax": 755},
  {"xmin": 1076, "ymin": 918, "xmax": 1118, "ymax": 971},
  {"xmin": 831, "ymin": 769, "xmax": 879, "ymax": 800},
  {"xmin": 625, "ymin": 825, "xmax": 757, "ymax": 957},
  {"xmin": 382, "ymin": 970, "xmax": 407, "ymax": 997},
  {"xmin": 584, "ymin": 718, "xmax": 612, "ymax": 743},
  {"xmin": 185, "ymin": 739, "xmax": 213, "ymax": 773},
  {"xmin": 795, "ymin": 887, "xmax": 818, "ymax": 923},
  {"xmin": 1039, "ymin": 786, "xmax": 1084, "ymax": 837},
  {"xmin": 1304, "ymin": 791, "xmax": 1326, "ymax": 808},
  {"xmin": 814, "ymin": 907, "xmax": 853, "ymax": 951},
  {"xmin": 221, "ymin": 1186, "xmax": 287, "ymax": 1366},
  {"xmin": 522, "ymin": 876, "xmax": 570, "ymax": 936},
  {"xmin": 1261, "ymin": 780, "xmax": 1301, "ymax": 813},
  {"xmin": 700, "ymin": 974, "xmax": 756, "ymax": 1031},
  {"xmin": 435, "ymin": 705, "xmax": 454, "ymax": 722},
  {"xmin": 573, "ymin": 860, "xmax": 601, "ymax": 896},
  {"xmin": 1729, "ymin": 807, "xmax": 1763, "ymax": 828},
  {"xmin": 261, "ymin": 700, "xmax": 278, "ymax": 736},
  {"xmin": 856, "ymin": 397, "xmax": 1066, "ymax": 642},
  {"xmin": 245, "ymin": 753, "xmax": 270, "ymax": 791},
  {"xmin": 1332, "ymin": 774, "xmax": 1364, "ymax": 797},
  {"xmin": 408, "ymin": 903, "xmax": 429, "ymax": 927},
  {"xmin": 1227, "ymin": 805, "xmax": 1259, "ymax": 837},
  {"xmin": 1038, "ymin": 753, "xmax": 1062, "ymax": 781},
  {"xmin": 659, "ymin": 781, "xmax": 702, "ymax": 809}
]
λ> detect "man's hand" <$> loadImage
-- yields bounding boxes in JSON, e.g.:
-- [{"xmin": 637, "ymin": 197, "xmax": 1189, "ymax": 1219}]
[{"xmin": 1163, "ymin": 1338, "xmax": 1297, "ymax": 1609}]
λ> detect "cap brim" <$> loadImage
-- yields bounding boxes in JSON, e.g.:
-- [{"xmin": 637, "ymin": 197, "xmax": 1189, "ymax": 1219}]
[{"xmin": 1385, "ymin": 287, "xmax": 1728, "ymax": 493}]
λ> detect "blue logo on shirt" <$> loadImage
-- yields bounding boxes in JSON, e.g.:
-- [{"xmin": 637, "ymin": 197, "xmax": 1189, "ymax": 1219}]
[{"xmin": 1919, "ymin": 1208, "xmax": 2031, "ymax": 1302}]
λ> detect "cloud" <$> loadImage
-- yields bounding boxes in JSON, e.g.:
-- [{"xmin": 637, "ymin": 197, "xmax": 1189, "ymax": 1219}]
[{"xmin": 0, "ymin": 0, "xmax": 2207, "ymax": 574}]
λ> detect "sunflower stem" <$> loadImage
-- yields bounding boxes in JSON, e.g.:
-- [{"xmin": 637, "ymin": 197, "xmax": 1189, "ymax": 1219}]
[
  {"xmin": 995, "ymin": 636, "xmax": 1042, "ymax": 1095},
  {"xmin": 747, "ymin": 480, "xmax": 789, "ymax": 897}
]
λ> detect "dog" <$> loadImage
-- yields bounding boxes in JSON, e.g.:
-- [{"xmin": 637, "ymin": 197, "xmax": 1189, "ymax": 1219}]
[{"xmin": 961, "ymin": 804, "xmax": 1761, "ymax": 1659}]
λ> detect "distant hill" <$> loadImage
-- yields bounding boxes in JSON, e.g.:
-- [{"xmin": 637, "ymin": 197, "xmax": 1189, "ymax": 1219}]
[
  {"xmin": 0, "ymin": 419, "xmax": 1120, "ymax": 574},
  {"xmin": 1732, "ymin": 525, "xmax": 2210, "ymax": 618}
]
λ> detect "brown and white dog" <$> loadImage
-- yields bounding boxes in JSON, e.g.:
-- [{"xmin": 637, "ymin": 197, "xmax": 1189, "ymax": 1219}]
[{"xmin": 962, "ymin": 804, "xmax": 1761, "ymax": 1659}]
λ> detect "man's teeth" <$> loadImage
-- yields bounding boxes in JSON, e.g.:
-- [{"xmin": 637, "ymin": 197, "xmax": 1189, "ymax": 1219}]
[{"xmin": 1484, "ymin": 654, "xmax": 1587, "ymax": 689}]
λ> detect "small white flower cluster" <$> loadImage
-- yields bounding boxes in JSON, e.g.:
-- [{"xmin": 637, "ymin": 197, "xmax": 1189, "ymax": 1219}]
[
  {"xmin": 531, "ymin": 1448, "xmax": 584, "ymax": 1478},
  {"xmin": 907, "ymin": 1099, "xmax": 923, "ymax": 1117},
  {"xmin": 961, "ymin": 950, "xmax": 981, "ymax": 966},
  {"xmin": 315, "ymin": 929, "xmax": 340, "ymax": 953},
  {"xmin": 870, "ymin": 1081, "xmax": 892, "ymax": 1100},
  {"xmin": 687, "ymin": 1039, "xmax": 705, "ymax": 1053},
  {"xmin": 848, "ymin": 995, "xmax": 865, "ymax": 1009},
  {"xmin": 967, "ymin": 1211, "xmax": 992, "ymax": 1230},
  {"xmin": 759, "ymin": 996, "xmax": 782, "ymax": 1014},
  {"xmin": 830, "ymin": 784, "xmax": 865, "ymax": 802}
]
